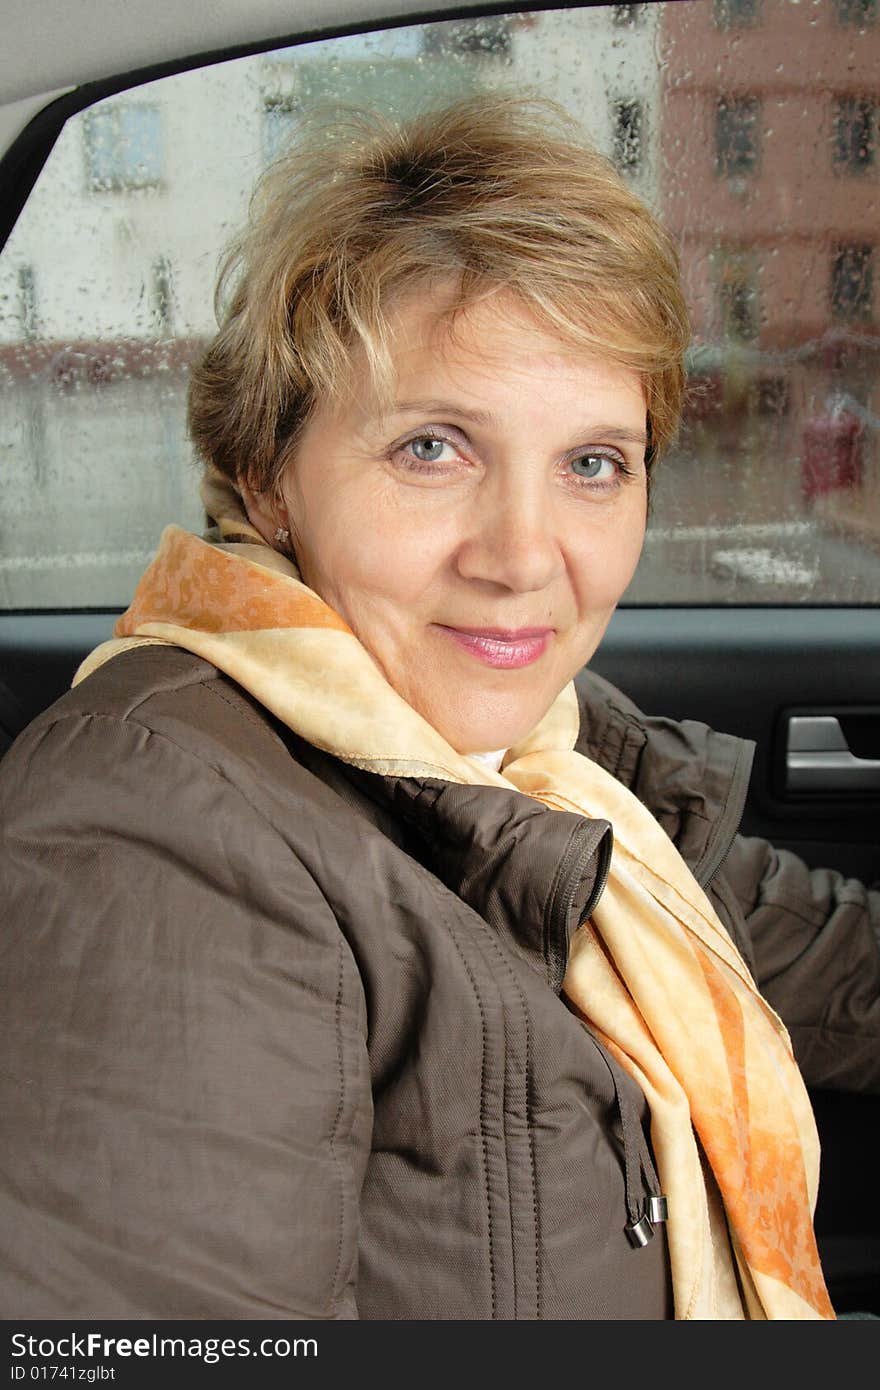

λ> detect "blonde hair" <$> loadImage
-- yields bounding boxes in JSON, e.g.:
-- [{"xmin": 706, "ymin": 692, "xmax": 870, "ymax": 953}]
[{"xmin": 187, "ymin": 93, "xmax": 689, "ymax": 490}]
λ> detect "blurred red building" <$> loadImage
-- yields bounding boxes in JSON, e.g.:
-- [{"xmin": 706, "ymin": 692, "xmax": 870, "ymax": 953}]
[{"xmin": 658, "ymin": 0, "xmax": 880, "ymax": 526}]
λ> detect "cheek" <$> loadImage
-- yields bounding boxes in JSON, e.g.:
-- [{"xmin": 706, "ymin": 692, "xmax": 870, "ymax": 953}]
[
  {"xmin": 618, "ymin": 491, "xmax": 648, "ymax": 573},
  {"xmin": 296, "ymin": 501, "xmax": 443, "ymax": 619},
  {"xmin": 572, "ymin": 508, "xmax": 647, "ymax": 608},
  {"xmin": 618, "ymin": 521, "xmax": 647, "ymax": 589}
]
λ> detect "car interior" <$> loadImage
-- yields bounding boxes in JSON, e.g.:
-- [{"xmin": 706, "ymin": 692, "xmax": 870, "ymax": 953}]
[{"xmin": 2, "ymin": 0, "xmax": 878, "ymax": 1316}]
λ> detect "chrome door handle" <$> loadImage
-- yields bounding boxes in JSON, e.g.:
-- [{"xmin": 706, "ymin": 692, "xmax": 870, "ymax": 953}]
[{"xmin": 786, "ymin": 715, "xmax": 880, "ymax": 793}]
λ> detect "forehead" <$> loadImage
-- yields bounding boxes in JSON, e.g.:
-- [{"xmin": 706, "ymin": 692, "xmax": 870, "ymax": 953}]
[
  {"xmin": 346, "ymin": 285, "xmax": 647, "ymax": 426},
  {"xmin": 389, "ymin": 286, "xmax": 594, "ymax": 369}
]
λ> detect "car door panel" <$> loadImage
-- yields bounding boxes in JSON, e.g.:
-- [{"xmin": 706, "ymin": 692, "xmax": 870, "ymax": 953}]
[{"xmin": 591, "ymin": 606, "xmax": 880, "ymax": 886}]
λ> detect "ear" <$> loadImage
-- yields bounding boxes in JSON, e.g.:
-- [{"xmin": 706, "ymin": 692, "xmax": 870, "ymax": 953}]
[{"xmin": 239, "ymin": 477, "xmax": 289, "ymax": 549}]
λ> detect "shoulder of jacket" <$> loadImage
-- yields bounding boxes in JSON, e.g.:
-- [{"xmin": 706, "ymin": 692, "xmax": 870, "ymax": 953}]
[
  {"xmin": 67, "ymin": 643, "xmax": 252, "ymax": 720},
  {"xmin": 8, "ymin": 644, "xmax": 290, "ymax": 785},
  {"xmin": 575, "ymin": 665, "xmax": 755, "ymax": 885},
  {"xmin": 573, "ymin": 667, "xmax": 650, "ymax": 787},
  {"xmin": 575, "ymin": 665, "xmax": 754, "ymax": 785}
]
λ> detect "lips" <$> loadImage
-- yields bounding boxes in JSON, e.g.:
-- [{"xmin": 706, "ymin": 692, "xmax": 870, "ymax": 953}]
[
  {"xmin": 451, "ymin": 626, "xmax": 552, "ymax": 640},
  {"xmin": 436, "ymin": 625, "xmax": 553, "ymax": 669}
]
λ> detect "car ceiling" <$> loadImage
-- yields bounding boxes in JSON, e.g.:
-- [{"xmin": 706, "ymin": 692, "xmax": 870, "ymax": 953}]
[{"xmin": 1, "ymin": 0, "xmax": 499, "ymax": 156}]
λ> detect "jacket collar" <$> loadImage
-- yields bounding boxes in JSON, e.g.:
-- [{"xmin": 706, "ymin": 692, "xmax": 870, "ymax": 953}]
[
  {"xmin": 370, "ymin": 773, "xmax": 612, "ymax": 993},
  {"xmin": 574, "ymin": 669, "xmax": 755, "ymax": 887},
  {"xmin": 294, "ymin": 668, "xmax": 753, "ymax": 992}
]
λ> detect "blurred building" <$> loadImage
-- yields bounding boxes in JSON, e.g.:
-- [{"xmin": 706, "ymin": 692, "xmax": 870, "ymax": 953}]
[
  {"xmin": 0, "ymin": 10, "xmax": 660, "ymax": 351},
  {"xmin": 659, "ymin": 0, "xmax": 880, "ymax": 533}
]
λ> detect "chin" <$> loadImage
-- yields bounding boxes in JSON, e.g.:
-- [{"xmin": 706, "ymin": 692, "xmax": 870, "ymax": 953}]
[
  {"xmin": 412, "ymin": 672, "xmax": 565, "ymax": 754},
  {"xmin": 439, "ymin": 707, "xmax": 542, "ymax": 757}
]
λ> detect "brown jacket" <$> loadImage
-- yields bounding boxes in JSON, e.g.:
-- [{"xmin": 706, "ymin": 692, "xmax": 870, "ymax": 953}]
[{"xmin": 1, "ymin": 646, "xmax": 878, "ymax": 1319}]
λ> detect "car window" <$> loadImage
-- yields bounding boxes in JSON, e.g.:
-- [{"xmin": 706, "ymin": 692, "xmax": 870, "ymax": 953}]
[{"xmin": 1, "ymin": 0, "xmax": 878, "ymax": 607}]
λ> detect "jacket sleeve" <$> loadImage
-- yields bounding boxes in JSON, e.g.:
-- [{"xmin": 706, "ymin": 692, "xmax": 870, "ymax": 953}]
[
  {"xmin": 0, "ymin": 708, "xmax": 373, "ymax": 1319},
  {"xmin": 717, "ymin": 833, "xmax": 880, "ymax": 1093}
]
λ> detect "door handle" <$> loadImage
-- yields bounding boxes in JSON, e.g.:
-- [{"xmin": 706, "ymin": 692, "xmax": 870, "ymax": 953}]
[{"xmin": 786, "ymin": 715, "xmax": 880, "ymax": 793}]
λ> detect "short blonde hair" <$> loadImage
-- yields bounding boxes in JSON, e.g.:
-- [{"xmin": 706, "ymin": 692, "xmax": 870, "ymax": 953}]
[{"xmin": 188, "ymin": 93, "xmax": 689, "ymax": 490}]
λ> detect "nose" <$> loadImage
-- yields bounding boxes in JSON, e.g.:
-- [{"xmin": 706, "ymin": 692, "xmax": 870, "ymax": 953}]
[{"xmin": 453, "ymin": 479, "xmax": 565, "ymax": 594}]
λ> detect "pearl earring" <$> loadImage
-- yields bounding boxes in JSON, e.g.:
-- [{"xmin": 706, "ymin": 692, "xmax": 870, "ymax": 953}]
[{"xmin": 274, "ymin": 527, "xmax": 290, "ymax": 545}]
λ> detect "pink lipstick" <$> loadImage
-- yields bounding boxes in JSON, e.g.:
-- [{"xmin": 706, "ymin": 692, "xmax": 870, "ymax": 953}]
[{"xmin": 437, "ymin": 625, "xmax": 552, "ymax": 669}]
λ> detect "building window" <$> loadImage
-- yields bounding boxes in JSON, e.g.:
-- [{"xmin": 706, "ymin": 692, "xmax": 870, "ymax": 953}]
[
  {"xmin": 263, "ymin": 97, "xmax": 300, "ymax": 164},
  {"xmin": 831, "ymin": 244, "xmax": 874, "ymax": 319},
  {"xmin": 17, "ymin": 266, "xmax": 37, "ymax": 340},
  {"xmin": 755, "ymin": 374, "xmax": 791, "ymax": 417},
  {"xmin": 833, "ymin": 97, "xmax": 875, "ymax": 173},
  {"xmin": 717, "ymin": 251, "xmax": 760, "ymax": 341},
  {"xmin": 715, "ymin": 97, "xmax": 761, "ymax": 177},
  {"xmin": 152, "ymin": 256, "xmax": 174, "ymax": 334},
  {"xmin": 612, "ymin": 100, "xmax": 645, "ymax": 174},
  {"xmin": 612, "ymin": 4, "xmax": 645, "ymax": 25},
  {"xmin": 84, "ymin": 104, "xmax": 162, "ymax": 191},
  {"xmin": 421, "ymin": 18, "xmax": 513, "ymax": 59},
  {"xmin": 714, "ymin": 0, "xmax": 761, "ymax": 27},
  {"xmin": 834, "ymin": 0, "xmax": 876, "ymax": 25}
]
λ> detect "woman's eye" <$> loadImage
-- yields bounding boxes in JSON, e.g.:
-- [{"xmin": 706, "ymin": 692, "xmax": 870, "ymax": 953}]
[
  {"xmin": 408, "ymin": 436, "xmax": 450, "ymax": 463},
  {"xmin": 570, "ymin": 452, "xmax": 618, "ymax": 481},
  {"xmin": 390, "ymin": 431, "xmax": 466, "ymax": 477}
]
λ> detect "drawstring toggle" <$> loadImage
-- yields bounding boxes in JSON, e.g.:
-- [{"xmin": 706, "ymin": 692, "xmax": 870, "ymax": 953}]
[
  {"xmin": 625, "ymin": 1213, "xmax": 655, "ymax": 1248},
  {"xmin": 626, "ymin": 1194, "xmax": 668, "ymax": 1247},
  {"xmin": 647, "ymin": 1194, "xmax": 669, "ymax": 1223}
]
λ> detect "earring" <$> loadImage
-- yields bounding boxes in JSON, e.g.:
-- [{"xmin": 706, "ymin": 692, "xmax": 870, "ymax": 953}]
[{"xmin": 274, "ymin": 527, "xmax": 290, "ymax": 545}]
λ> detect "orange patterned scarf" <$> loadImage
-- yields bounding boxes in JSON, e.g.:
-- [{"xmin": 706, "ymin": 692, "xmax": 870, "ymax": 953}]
[{"xmin": 75, "ymin": 486, "xmax": 834, "ymax": 1321}]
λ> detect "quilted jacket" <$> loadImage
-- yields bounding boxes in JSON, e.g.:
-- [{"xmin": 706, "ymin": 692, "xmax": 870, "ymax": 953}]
[{"xmin": 1, "ymin": 645, "xmax": 878, "ymax": 1319}]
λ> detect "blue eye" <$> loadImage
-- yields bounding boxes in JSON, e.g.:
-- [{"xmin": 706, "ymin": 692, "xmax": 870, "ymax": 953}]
[
  {"xmin": 410, "ymin": 436, "xmax": 446, "ymax": 462},
  {"xmin": 571, "ymin": 452, "xmax": 615, "ymax": 479}
]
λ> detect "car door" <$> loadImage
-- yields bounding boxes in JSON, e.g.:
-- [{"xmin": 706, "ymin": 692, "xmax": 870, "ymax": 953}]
[{"xmin": 1, "ymin": 0, "xmax": 878, "ymax": 1315}]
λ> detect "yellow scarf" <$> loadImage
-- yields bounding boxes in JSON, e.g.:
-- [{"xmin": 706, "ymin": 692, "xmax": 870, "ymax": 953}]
[{"xmin": 75, "ymin": 480, "xmax": 834, "ymax": 1321}]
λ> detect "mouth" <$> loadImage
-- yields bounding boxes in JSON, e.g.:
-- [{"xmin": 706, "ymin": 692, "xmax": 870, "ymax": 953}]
[{"xmin": 436, "ymin": 625, "xmax": 553, "ymax": 669}]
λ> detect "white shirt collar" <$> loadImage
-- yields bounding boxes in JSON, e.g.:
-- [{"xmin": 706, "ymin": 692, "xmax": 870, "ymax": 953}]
[{"xmin": 466, "ymin": 748, "xmax": 508, "ymax": 773}]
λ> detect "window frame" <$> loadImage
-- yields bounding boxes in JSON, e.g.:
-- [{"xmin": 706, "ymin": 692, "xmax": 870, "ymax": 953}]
[
  {"xmin": 611, "ymin": 96, "xmax": 646, "ymax": 174},
  {"xmin": 713, "ymin": 0, "xmax": 761, "ymax": 29},
  {"xmin": 714, "ymin": 93, "xmax": 761, "ymax": 179},
  {"xmin": 82, "ymin": 102, "xmax": 164, "ymax": 193},
  {"xmin": 832, "ymin": 95, "xmax": 876, "ymax": 175},
  {"xmin": 830, "ymin": 242, "xmax": 875, "ymax": 321}
]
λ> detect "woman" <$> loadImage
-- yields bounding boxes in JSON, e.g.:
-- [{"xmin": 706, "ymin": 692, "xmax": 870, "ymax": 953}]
[{"xmin": 1, "ymin": 95, "xmax": 877, "ymax": 1322}]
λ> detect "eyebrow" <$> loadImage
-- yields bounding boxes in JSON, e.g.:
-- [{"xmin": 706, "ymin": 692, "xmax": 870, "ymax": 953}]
[{"xmin": 389, "ymin": 398, "xmax": 648, "ymax": 446}]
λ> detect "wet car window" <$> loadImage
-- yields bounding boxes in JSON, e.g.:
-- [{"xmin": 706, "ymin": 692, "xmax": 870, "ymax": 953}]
[{"xmin": 1, "ymin": 0, "xmax": 878, "ymax": 607}]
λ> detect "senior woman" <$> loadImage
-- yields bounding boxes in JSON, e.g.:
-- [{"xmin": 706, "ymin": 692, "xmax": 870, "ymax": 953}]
[{"xmin": 1, "ymin": 95, "xmax": 878, "ymax": 1323}]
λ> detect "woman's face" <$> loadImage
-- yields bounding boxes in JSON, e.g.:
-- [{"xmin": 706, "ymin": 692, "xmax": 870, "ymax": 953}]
[{"xmin": 276, "ymin": 291, "xmax": 648, "ymax": 753}]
